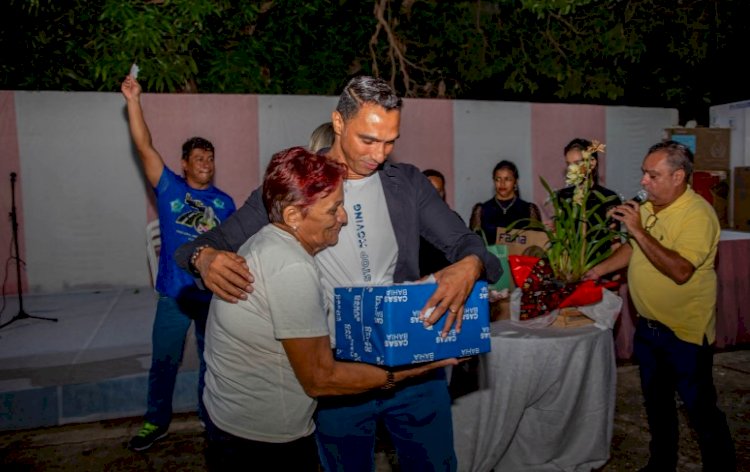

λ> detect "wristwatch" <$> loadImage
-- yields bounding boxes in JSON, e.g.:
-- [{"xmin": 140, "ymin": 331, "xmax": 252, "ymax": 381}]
[{"xmin": 381, "ymin": 369, "xmax": 396, "ymax": 390}]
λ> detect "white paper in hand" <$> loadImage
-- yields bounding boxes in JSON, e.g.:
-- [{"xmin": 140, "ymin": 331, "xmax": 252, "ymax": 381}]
[{"xmin": 129, "ymin": 63, "xmax": 140, "ymax": 79}]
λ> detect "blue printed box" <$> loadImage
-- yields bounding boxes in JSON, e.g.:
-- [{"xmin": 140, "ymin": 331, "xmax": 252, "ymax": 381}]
[{"xmin": 334, "ymin": 281, "xmax": 491, "ymax": 367}]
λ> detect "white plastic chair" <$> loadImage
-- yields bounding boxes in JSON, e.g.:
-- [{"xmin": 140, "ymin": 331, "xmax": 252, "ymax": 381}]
[{"xmin": 146, "ymin": 219, "xmax": 161, "ymax": 288}]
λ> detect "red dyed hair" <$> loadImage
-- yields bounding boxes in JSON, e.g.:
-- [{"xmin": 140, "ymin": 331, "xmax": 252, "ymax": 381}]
[{"xmin": 263, "ymin": 146, "xmax": 347, "ymax": 223}]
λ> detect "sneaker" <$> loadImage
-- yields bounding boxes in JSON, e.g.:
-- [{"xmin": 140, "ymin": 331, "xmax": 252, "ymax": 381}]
[{"xmin": 128, "ymin": 421, "xmax": 168, "ymax": 451}]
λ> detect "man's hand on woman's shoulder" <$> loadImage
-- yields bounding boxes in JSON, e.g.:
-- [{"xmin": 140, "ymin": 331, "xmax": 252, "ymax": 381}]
[{"xmin": 194, "ymin": 247, "xmax": 254, "ymax": 303}]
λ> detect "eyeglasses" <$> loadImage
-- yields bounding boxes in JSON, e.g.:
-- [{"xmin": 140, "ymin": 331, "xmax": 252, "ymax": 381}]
[{"xmin": 644, "ymin": 214, "xmax": 658, "ymax": 233}]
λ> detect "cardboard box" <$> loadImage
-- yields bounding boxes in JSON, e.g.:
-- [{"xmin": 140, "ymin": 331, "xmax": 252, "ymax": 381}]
[
  {"xmin": 666, "ymin": 128, "xmax": 730, "ymax": 170},
  {"xmin": 693, "ymin": 170, "xmax": 729, "ymax": 228},
  {"xmin": 734, "ymin": 167, "xmax": 750, "ymax": 231},
  {"xmin": 490, "ymin": 298, "xmax": 510, "ymax": 321},
  {"xmin": 494, "ymin": 228, "xmax": 549, "ymax": 291},
  {"xmin": 334, "ymin": 281, "xmax": 491, "ymax": 367},
  {"xmin": 496, "ymin": 227, "xmax": 549, "ymax": 256}
]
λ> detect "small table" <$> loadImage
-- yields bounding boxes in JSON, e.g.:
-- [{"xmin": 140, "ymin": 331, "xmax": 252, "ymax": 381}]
[{"xmin": 452, "ymin": 320, "xmax": 616, "ymax": 472}]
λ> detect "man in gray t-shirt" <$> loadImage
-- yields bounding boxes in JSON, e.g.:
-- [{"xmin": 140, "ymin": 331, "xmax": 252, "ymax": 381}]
[{"xmin": 177, "ymin": 76, "xmax": 501, "ymax": 471}]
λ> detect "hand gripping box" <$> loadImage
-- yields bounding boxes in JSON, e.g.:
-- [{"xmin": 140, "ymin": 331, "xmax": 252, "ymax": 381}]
[{"xmin": 334, "ymin": 281, "xmax": 491, "ymax": 367}]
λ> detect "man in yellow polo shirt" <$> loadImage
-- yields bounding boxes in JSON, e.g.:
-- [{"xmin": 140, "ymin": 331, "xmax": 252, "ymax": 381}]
[{"xmin": 587, "ymin": 141, "xmax": 735, "ymax": 472}]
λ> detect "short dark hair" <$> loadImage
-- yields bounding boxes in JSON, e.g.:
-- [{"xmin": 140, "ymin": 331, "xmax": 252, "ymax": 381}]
[
  {"xmin": 336, "ymin": 76, "xmax": 402, "ymax": 121},
  {"xmin": 564, "ymin": 138, "xmax": 599, "ymax": 184},
  {"xmin": 182, "ymin": 137, "xmax": 214, "ymax": 160},
  {"xmin": 564, "ymin": 138, "xmax": 596, "ymax": 158},
  {"xmin": 422, "ymin": 168, "xmax": 445, "ymax": 185},
  {"xmin": 262, "ymin": 146, "xmax": 347, "ymax": 223},
  {"xmin": 492, "ymin": 160, "xmax": 519, "ymax": 181},
  {"xmin": 647, "ymin": 140, "xmax": 694, "ymax": 181}
]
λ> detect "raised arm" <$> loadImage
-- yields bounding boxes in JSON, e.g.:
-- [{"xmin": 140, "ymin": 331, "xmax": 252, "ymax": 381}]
[{"xmin": 121, "ymin": 76, "xmax": 164, "ymax": 188}]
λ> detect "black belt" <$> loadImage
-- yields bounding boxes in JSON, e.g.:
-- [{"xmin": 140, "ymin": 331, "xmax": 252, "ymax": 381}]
[{"xmin": 638, "ymin": 316, "xmax": 670, "ymax": 332}]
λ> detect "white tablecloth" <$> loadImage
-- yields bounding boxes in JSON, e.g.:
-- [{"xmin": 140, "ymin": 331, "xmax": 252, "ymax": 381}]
[{"xmin": 452, "ymin": 320, "xmax": 616, "ymax": 472}]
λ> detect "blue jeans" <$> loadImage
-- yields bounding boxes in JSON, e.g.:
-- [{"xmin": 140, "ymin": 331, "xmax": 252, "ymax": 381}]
[
  {"xmin": 314, "ymin": 370, "xmax": 456, "ymax": 472},
  {"xmin": 634, "ymin": 317, "xmax": 735, "ymax": 471},
  {"xmin": 144, "ymin": 296, "xmax": 208, "ymax": 428}
]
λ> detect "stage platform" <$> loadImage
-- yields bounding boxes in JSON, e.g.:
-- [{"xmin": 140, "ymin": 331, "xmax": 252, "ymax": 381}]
[{"xmin": 0, "ymin": 287, "xmax": 201, "ymax": 431}]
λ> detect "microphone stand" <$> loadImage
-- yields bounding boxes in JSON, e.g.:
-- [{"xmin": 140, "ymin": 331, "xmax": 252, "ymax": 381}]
[{"xmin": 0, "ymin": 172, "xmax": 57, "ymax": 329}]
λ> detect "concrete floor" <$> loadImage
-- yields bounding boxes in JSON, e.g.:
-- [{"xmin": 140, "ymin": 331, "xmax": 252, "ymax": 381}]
[
  {"xmin": 0, "ymin": 288, "xmax": 747, "ymax": 470},
  {"xmin": 1, "ymin": 351, "xmax": 748, "ymax": 471},
  {"xmin": 0, "ymin": 287, "xmax": 200, "ymax": 431}
]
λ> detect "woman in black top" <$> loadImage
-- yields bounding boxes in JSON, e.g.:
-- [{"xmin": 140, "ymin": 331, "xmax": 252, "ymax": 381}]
[
  {"xmin": 478, "ymin": 160, "xmax": 541, "ymax": 244},
  {"xmin": 558, "ymin": 138, "xmax": 620, "ymax": 224},
  {"xmin": 557, "ymin": 138, "xmax": 622, "ymax": 260}
]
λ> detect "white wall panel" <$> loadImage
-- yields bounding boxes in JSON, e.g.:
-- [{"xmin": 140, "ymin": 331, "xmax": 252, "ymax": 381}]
[
  {"xmin": 605, "ymin": 106, "xmax": 679, "ymax": 200},
  {"xmin": 15, "ymin": 92, "xmax": 148, "ymax": 292},
  {"xmin": 453, "ymin": 100, "xmax": 531, "ymax": 223},
  {"xmin": 711, "ymin": 100, "xmax": 750, "ymax": 167},
  {"xmin": 257, "ymin": 95, "xmax": 338, "ymax": 174},
  {"xmin": 10, "ymin": 91, "xmax": 677, "ymax": 294},
  {"xmin": 710, "ymin": 99, "xmax": 750, "ymax": 226}
]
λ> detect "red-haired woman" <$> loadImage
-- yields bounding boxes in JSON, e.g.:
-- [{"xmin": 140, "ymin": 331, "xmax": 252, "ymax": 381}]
[{"xmin": 202, "ymin": 147, "xmax": 457, "ymax": 470}]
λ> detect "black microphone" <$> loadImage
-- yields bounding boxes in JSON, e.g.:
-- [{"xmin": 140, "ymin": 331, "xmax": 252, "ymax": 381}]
[
  {"xmin": 609, "ymin": 189, "xmax": 648, "ymax": 223},
  {"xmin": 628, "ymin": 189, "xmax": 648, "ymax": 204}
]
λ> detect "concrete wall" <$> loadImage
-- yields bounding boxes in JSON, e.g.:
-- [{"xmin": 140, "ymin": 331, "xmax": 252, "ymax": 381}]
[{"xmin": 0, "ymin": 90, "xmax": 678, "ymax": 293}]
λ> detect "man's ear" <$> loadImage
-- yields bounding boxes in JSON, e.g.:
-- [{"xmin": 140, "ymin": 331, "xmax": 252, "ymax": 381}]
[
  {"xmin": 332, "ymin": 111, "xmax": 344, "ymax": 136},
  {"xmin": 672, "ymin": 168, "xmax": 686, "ymax": 184}
]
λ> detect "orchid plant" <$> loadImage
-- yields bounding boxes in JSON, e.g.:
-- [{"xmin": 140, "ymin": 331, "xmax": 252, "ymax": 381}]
[{"xmin": 508, "ymin": 140, "xmax": 621, "ymax": 283}]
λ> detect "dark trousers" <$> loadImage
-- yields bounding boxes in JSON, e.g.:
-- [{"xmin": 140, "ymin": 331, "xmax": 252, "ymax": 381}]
[
  {"xmin": 145, "ymin": 296, "xmax": 208, "ymax": 427},
  {"xmin": 315, "ymin": 370, "xmax": 456, "ymax": 472},
  {"xmin": 204, "ymin": 413, "xmax": 319, "ymax": 471},
  {"xmin": 634, "ymin": 317, "xmax": 736, "ymax": 471}
]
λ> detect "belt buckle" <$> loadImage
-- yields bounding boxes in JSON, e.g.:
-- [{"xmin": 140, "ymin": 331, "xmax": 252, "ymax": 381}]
[{"xmin": 645, "ymin": 318, "xmax": 660, "ymax": 330}]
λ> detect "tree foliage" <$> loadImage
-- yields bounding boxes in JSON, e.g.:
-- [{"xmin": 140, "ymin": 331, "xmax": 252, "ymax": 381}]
[{"xmin": 1, "ymin": 0, "xmax": 747, "ymax": 120}]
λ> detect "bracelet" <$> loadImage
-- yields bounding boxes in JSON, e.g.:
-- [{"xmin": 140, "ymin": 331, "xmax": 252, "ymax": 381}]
[
  {"xmin": 381, "ymin": 370, "xmax": 396, "ymax": 390},
  {"xmin": 189, "ymin": 244, "xmax": 210, "ymax": 275}
]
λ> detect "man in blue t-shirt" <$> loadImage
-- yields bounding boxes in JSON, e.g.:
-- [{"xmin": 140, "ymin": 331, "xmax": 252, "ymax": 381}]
[{"xmin": 121, "ymin": 75, "xmax": 236, "ymax": 451}]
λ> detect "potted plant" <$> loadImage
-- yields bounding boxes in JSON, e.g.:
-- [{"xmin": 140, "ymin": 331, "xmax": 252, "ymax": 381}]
[{"xmin": 506, "ymin": 140, "xmax": 623, "ymax": 321}]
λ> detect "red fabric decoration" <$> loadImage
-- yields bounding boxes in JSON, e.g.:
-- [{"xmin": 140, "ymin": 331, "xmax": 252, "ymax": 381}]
[
  {"xmin": 558, "ymin": 280, "xmax": 602, "ymax": 308},
  {"xmin": 508, "ymin": 255, "xmax": 539, "ymax": 287},
  {"xmin": 508, "ymin": 256, "xmax": 607, "ymax": 320}
]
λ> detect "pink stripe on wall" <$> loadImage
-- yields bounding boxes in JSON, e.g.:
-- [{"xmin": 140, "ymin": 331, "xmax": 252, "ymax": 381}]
[
  {"xmin": 530, "ymin": 104, "xmax": 606, "ymax": 210},
  {"xmin": 141, "ymin": 94, "xmax": 260, "ymax": 221},
  {"xmin": 393, "ymin": 98, "xmax": 455, "ymax": 207},
  {"xmin": 0, "ymin": 92, "xmax": 25, "ymax": 294}
]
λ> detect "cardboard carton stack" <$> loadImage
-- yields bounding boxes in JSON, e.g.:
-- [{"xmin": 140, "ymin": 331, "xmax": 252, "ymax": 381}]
[{"xmin": 666, "ymin": 128, "xmax": 731, "ymax": 227}]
